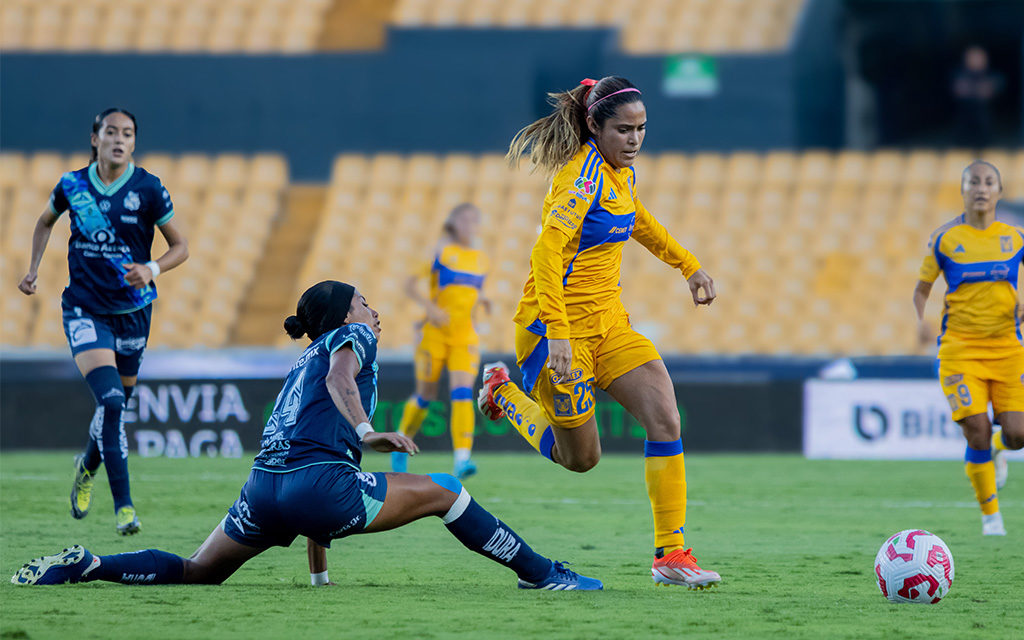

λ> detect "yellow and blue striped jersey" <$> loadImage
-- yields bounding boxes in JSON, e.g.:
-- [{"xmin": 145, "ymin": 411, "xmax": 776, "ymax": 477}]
[
  {"xmin": 514, "ymin": 139, "xmax": 701, "ymax": 339},
  {"xmin": 919, "ymin": 214, "xmax": 1024, "ymax": 360},
  {"xmin": 422, "ymin": 243, "xmax": 488, "ymax": 341}
]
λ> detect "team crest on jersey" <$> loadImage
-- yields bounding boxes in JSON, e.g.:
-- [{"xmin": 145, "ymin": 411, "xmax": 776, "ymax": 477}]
[
  {"xmin": 99, "ymin": 199, "xmax": 111, "ymax": 213},
  {"xmin": 573, "ymin": 177, "xmax": 596, "ymax": 197},
  {"xmin": 123, "ymin": 191, "xmax": 141, "ymax": 211},
  {"xmin": 553, "ymin": 393, "xmax": 574, "ymax": 417},
  {"xmin": 1001, "ymin": 236, "xmax": 1013, "ymax": 252},
  {"xmin": 944, "ymin": 374, "xmax": 963, "ymax": 386}
]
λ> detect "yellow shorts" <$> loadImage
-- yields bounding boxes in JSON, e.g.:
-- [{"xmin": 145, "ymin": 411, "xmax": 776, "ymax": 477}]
[
  {"xmin": 514, "ymin": 319, "xmax": 661, "ymax": 429},
  {"xmin": 414, "ymin": 327, "xmax": 480, "ymax": 384},
  {"xmin": 939, "ymin": 352, "xmax": 1024, "ymax": 421}
]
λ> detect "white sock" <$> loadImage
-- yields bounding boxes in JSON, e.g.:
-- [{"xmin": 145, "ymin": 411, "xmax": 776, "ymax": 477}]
[{"xmin": 454, "ymin": 448, "xmax": 471, "ymax": 464}]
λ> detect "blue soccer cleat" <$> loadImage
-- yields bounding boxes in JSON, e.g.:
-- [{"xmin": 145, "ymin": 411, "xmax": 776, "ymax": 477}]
[
  {"xmin": 391, "ymin": 451, "xmax": 408, "ymax": 473},
  {"xmin": 517, "ymin": 561, "xmax": 603, "ymax": 591},
  {"xmin": 11, "ymin": 545, "xmax": 96, "ymax": 585},
  {"xmin": 454, "ymin": 458, "xmax": 477, "ymax": 480}
]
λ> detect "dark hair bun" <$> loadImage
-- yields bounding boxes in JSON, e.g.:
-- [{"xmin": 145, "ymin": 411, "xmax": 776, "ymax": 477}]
[{"xmin": 283, "ymin": 315, "xmax": 306, "ymax": 340}]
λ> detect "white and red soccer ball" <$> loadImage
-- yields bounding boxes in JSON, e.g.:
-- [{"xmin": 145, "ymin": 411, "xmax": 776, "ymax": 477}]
[{"xmin": 874, "ymin": 529, "xmax": 954, "ymax": 604}]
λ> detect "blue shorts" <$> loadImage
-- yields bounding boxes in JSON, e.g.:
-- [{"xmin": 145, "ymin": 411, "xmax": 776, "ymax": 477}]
[
  {"xmin": 222, "ymin": 465, "xmax": 389, "ymax": 549},
  {"xmin": 61, "ymin": 298, "xmax": 152, "ymax": 377}
]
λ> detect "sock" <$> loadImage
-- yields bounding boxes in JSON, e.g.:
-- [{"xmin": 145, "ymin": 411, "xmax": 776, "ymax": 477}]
[
  {"xmin": 965, "ymin": 446, "xmax": 999, "ymax": 516},
  {"xmin": 431, "ymin": 473, "xmax": 552, "ymax": 583},
  {"xmin": 451, "ymin": 387, "xmax": 475, "ymax": 455},
  {"xmin": 82, "ymin": 385, "xmax": 134, "ymax": 473},
  {"xmin": 86, "ymin": 549, "xmax": 185, "ymax": 585},
  {"xmin": 645, "ymin": 439, "xmax": 687, "ymax": 550},
  {"xmin": 85, "ymin": 367, "xmax": 132, "ymax": 512},
  {"xmin": 398, "ymin": 395, "xmax": 430, "ymax": 439},
  {"xmin": 493, "ymin": 381, "xmax": 556, "ymax": 461},
  {"xmin": 992, "ymin": 428, "xmax": 1009, "ymax": 452},
  {"xmin": 454, "ymin": 448, "xmax": 471, "ymax": 464}
]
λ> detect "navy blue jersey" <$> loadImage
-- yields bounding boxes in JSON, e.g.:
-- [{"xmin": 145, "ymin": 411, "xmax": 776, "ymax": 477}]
[
  {"xmin": 253, "ymin": 323, "xmax": 379, "ymax": 473},
  {"xmin": 49, "ymin": 163, "xmax": 174, "ymax": 314}
]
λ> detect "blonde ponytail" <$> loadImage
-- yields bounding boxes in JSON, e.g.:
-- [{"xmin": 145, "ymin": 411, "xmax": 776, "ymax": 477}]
[{"xmin": 506, "ymin": 84, "xmax": 592, "ymax": 176}]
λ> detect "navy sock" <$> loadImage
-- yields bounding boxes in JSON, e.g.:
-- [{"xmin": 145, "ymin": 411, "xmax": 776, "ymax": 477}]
[
  {"xmin": 84, "ymin": 367, "xmax": 132, "ymax": 511},
  {"xmin": 87, "ymin": 550, "xmax": 185, "ymax": 585},
  {"xmin": 82, "ymin": 409, "xmax": 102, "ymax": 472},
  {"xmin": 443, "ymin": 494, "xmax": 552, "ymax": 583}
]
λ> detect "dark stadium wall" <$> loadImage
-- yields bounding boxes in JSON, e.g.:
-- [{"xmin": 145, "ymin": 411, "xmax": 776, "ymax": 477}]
[{"xmin": 1, "ymin": 15, "xmax": 845, "ymax": 181}]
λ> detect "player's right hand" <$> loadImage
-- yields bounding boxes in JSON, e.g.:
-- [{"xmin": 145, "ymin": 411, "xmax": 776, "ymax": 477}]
[
  {"xmin": 547, "ymin": 338, "xmax": 572, "ymax": 378},
  {"xmin": 426, "ymin": 303, "xmax": 449, "ymax": 326},
  {"xmin": 363, "ymin": 431, "xmax": 420, "ymax": 455},
  {"xmin": 18, "ymin": 272, "xmax": 38, "ymax": 295},
  {"xmin": 687, "ymin": 269, "xmax": 716, "ymax": 306}
]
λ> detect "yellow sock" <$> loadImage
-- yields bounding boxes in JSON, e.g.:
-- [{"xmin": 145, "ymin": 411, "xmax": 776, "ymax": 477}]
[
  {"xmin": 645, "ymin": 439, "xmax": 687, "ymax": 549},
  {"xmin": 398, "ymin": 395, "xmax": 430, "ymax": 438},
  {"xmin": 493, "ymin": 382, "xmax": 556, "ymax": 460},
  {"xmin": 965, "ymin": 446, "xmax": 999, "ymax": 515},
  {"xmin": 450, "ymin": 387, "xmax": 475, "ymax": 453},
  {"xmin": 992, "ymin": 429, "xmax": 1009, "ymax": 452}
]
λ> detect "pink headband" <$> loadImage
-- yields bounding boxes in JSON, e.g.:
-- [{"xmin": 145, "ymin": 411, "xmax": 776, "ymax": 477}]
[{"xmin": 587, "ymin": 88, "xmax": 641, "ymax": 112}]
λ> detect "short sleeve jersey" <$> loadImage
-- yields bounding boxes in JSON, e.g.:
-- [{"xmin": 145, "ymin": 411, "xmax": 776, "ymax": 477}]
[
  {"xmin": 49, "ymin": 163, "xmax": 174, "ymax": 314},
  {"xmin": 253, "ymin": 323, "xmax": 379, "ymax": 473},
  {"xmin": 919, "ymin": 214, "xmax": 1024, "ymax": 360},
  {"xmin": 424, "ymin": 243, "xmax": 488, "ymax": 341}
]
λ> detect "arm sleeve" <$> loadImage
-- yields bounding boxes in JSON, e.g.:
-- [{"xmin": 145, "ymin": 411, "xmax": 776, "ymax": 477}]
[
  {"xmin": 918, "ymin": 234, "xmax": 942, "ymax": 284},
  {"xmin": 531, "ymin": 226, "xmax": 572, "ymax": 340},
  {"xmin": 324, "ymin": 324, "xmax": 378, "ymax": 368},
  {"xmin": 152, "ymin": 179, "xmax": 175, "ymax": 226},
  {"xmin": 48, "ymin": 180, "xmax": 69, "ymax": 216},
  {"xmin": 630, "ymin": 196, "xmax": 702, "ymax": 278}
]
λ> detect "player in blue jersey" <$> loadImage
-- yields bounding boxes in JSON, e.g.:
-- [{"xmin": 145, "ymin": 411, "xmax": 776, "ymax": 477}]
[
  {"xmin": 17, "ymin": 108, "xmax": 190, "ymax": 535},
  {"xmin": 11, "ymin": 281, "xmax": 602, "ymax": 591}
]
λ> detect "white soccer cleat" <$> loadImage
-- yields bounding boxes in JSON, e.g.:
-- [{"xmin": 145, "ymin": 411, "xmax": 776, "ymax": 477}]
[
  {"xmin": 982, "ymin": 512, "xmax": 1006, "ymax": 536},
  {"xmin": 651, "ymin": 548, "xmax": 721, "ymax": 590}
]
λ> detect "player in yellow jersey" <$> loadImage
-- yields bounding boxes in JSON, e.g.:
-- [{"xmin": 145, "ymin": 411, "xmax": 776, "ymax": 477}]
[
  {"xmin": 915, "ymin": 161, "xmax": 1024, "ymax": 536},
  {"xmin": 392, "ymin": 203, "xmax": 491, "ymax": 479},
  {"xmin": 477, "ymin": 76, "xmax": 721, "ymax": 589}
]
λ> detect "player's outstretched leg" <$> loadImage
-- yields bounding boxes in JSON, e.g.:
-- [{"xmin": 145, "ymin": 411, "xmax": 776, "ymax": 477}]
[
  {"xmin": 479, "ymin": 362, "xmax": 559, "ymax": 461},
  {"xmin": 365, "ymin": 472, "xmax": 602, "ymax": 590}
]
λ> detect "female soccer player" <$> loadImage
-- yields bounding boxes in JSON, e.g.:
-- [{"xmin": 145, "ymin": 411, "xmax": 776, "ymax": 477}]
[
  {"xmin": 392, "ymin": 203, "xmax": 490, "ymax": 479},
  {"xmin": 11, "ymin": 282, "xmax": 601, "ymax": 591},
  {"xmin": 914, "ymin": 160, "xmax": 1024, "ymax": 536},
  {"xmin": 476, "ymin": 76, "xmax": 721, "ymax": 589},
  {"xmin": 17, "ymin": 108, "xmax": 189, "ymax": 535}
]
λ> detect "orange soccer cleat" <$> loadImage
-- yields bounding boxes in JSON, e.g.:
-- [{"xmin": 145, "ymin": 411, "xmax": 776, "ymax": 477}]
[
  {"xmin": 651, "ymin": 548, "xmax": 721, "ymax": 589},
  {"xmin": 477, "ymin": 362, "xmax": 511, "ymax": 421}
]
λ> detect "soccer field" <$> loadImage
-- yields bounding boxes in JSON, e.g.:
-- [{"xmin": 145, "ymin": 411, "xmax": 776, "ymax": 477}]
[{"xmin": 2, "ymin": 452, "xmax": 1022, "ymax": 640}]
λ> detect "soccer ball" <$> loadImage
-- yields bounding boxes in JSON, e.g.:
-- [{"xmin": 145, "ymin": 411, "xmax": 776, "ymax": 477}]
[{"xmin": 873, "ymin": 529, "xmax": 954, "ymax": 604}]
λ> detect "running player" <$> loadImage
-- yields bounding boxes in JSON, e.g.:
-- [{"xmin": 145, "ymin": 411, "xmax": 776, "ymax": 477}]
[
  {"xmin": 11, "ymin": 282, "xmax": 601, "ymax": 591},
  {"xmin": 915, "ymin": 160, "xmax": 1024, "ymax": 536},
  {"xmin": 476, "ymin": 76, "xmax": 721, "ymax": 588},
  {"xmin": 392, "ymin": 203, "xmax": 490, "ymax": 479},
  {"xmin": 17, "ymin": 108, "xmax": 189, "ymax": 535}
]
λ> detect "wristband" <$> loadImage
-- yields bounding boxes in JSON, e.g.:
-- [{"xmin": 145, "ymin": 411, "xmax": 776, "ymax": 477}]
[
  {"xmin": 145, "ymin": 261, "xmax": 161, "ymax": 278},
  {"xmin": 356, "ymin": 422, "xmax": 374, "ymax": 440},
  {"xmin": 310, "ymin": 570, "xmax": 329, "ymax": 586}
]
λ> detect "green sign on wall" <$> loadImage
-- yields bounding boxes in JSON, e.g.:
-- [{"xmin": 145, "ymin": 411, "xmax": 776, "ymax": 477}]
[{"xmin": 663, "ymin": 55, "xmax": 719, "ymax": 97}]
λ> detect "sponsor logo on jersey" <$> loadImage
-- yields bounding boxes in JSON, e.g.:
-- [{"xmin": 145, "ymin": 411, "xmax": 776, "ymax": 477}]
[
  {"xmin": 123, "ymin": 191, "xmax": 141, "ymax": 211},
  {"xmin": 608, "ymin": 187, "xmax": 617, "ymax": 200},
  {"xmin": 954, "ymin": 244, "xmax": 965, "ymax": 253},
  {"xmin": 553, "ymin": 393, "xmax": 574, "ymax": 417},
  {"xmin": 943, "ymin": 374, "xmax": 963, "ymax": 386},
  {"xmin": 115, "ymin": 336, "xmax": 147, "ymax": 353},
  {"xmin": 99, "ymin": 199, "xmax": 111, "ymax": 213},
  {"xmin": 120, "ymin": 214, "xmax": 138, "ymax": 224},
  {"xmin": 551, "ymin": 368, "xmax": 584, "ymax": 384},
  {"xmin": 1001, "ymin": 236, "xmax": 1013, "ymax": 252},
  {"xmin": 567, "ymin": 198, "xmax": 577, "ymax": 208}
]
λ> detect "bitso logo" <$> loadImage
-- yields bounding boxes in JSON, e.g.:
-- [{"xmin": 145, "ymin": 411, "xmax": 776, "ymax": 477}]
[
  {"xmin": 573, "ymin": 176, "xmax": 596, "ymax": 196},
  {"xmin": 123, "ymin": 191, "xmax": 141, "ymax": 211}
]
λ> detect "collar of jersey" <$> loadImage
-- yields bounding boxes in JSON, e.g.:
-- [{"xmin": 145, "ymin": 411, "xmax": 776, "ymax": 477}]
[{"xmin": 88, "ymin": 162, "xmax": 135, "ymax": 196}]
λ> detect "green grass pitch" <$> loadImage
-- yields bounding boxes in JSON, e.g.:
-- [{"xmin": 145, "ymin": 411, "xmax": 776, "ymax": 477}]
[{"xmin": 2, "ymin": 452, "xmax": 1022, "ymax": 639}]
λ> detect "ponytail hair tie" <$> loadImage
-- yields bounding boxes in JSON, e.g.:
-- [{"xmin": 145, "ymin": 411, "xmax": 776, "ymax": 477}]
[{"xmin": 580, "ymin": 78, "xmax": 598, "ymax": 101}]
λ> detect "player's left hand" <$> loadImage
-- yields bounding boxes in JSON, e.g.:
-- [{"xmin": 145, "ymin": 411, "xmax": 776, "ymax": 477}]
[
  {"xmin": 122, "ymin": 262, "xmax": 154, "ymax": 289},
  {"xmin": 687, "ymin": 269, "xmax": 716, "ymax": 306},
  {"xmin": 363, "ymin": 431, "xmax": 420, "ymax": 455}
]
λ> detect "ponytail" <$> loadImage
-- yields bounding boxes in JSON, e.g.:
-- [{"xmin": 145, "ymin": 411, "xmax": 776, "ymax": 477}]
[{"xmin": 506, "ymin": 76, "xmax": 642, "ymax": 176}]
